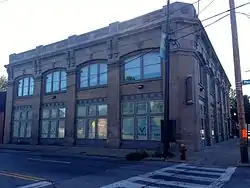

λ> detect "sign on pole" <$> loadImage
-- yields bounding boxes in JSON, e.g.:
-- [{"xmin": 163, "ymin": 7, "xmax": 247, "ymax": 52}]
[
  {"xmin": 242, "ymin": 80, "xmax": 250, "ymax": 85},
  {"xmin": 160, "ymin": 32, "xmax": 166, "ymax": 60}
]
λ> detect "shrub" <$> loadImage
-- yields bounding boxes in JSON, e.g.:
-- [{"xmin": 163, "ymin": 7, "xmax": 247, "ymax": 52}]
[{"xmin": 125, "ymin": 150, "xmax": 149, "ymax": 161}]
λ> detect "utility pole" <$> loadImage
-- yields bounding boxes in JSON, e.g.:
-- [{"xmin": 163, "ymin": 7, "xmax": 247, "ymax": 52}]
[
  {"xmin": 229, "ymin": 0, "xmax": 249, "ymax": 163},
  {"xmin": 163, "ymin": 0, "xmax": 171, "ymax": 158}
]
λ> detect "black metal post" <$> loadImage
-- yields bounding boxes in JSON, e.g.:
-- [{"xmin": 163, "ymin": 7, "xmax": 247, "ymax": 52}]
[{"xmin": 163, "ymin": 0, "xmax": 171, "ymax": 158}]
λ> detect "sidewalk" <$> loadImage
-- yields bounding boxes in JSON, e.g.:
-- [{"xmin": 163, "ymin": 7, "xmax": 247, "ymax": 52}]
[{"xmin": 0, "ymin": 138, "xmax": 248, "ymax": 167}]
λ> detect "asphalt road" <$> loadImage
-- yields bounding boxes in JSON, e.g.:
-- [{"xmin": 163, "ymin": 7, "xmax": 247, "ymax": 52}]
[{"xmin": 0, "ymin": 149, "xmax": 132, "ymax": 188}]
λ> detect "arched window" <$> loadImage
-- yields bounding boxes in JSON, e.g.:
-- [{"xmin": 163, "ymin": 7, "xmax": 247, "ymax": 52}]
[
  {"xmin": 124, "ymin": 51, "xmax": 161, "ymax": 81},
  {"xmin": 45, "ymin": 70, "xmax": 67, "ymax": 93},
  {"xmin": 17, "ymin": 76, "xmax": 34, "ymax": 97},
  {"xmin": 80, "ymin": 63, "xmax": 107, "ymax": 88}
]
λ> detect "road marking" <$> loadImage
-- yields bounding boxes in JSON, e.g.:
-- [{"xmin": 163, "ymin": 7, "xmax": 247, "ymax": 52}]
[
  {"xmin": 0, "ymin": 171, "xmax": 45, "ymax": 182},
  {"xmin": 28, "ymin": 158, "xmax": 71, "ymax": 164},
  {"xmin": 100, "ymin": 163, "xmax": 237, "ymax": 188},
  {"xmin": 17, "ymin": 181, "xmax": 52, "ymax": 188}
]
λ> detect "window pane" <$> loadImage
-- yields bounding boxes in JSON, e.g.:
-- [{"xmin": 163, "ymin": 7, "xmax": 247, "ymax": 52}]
[
  {"xmin": 59, "ymin": 108, "xmax": 66, "ymax": 118},
  {"xmin": 98, "ymin": 104, "xmax": 107, "ymax": 116},
  {"xmin": 89, "ymin": 75, "xmax": 98, "ymax": 86},
  {"xmin": 23, "ymin": 86, "xmax": 28, "ymax": 96},
  {"xmin": 99, "ymin": 64, "xmax": 107, "ymax": 85},
  {"xmin": 51, "ymin": 109, "xmax": 57, "ymax": 118},
  {"xmin": 29, "ymin": 78, "xmax": 34, "ymax": 95},
  {"xmin": 76, "ymin": 119, "xmax": 86, "ymax": 138},
  {"xmin": 122, "ymin": 103, "xmax": 134, "ymax": 115},
  {"xmin": 150, "ymin": 116, "xmax": 162, "ymax": 141},
  {"xmin": 41, "ymin": 120, "xmax": 49, "ymax": 138},
  {"xmin": 77, "ymin": 106, "xmax": 87, "ymax": 117},
  {"xmin": 90, "ymin": 64, "xmax": 98, "ymax": 86},
  {"xmin": 20, "ymin": 111, "xmax": 26, "ymax": 120},
  {"xmin": 53, "ymin": 71, "xmax": 60, "ymax": 82},
  {"xmin": 46, "ymin": 74, "xmax": 52, "ymax": 93},
  {"xmin": 14, "ymin": 111, "xmax": 20, "ymax": 120},
  {"xmin": 88, "ymin": 119, "xmax": 96, "ymax": 139},
  {"xmin": 99, "ymin": 73, "xmax": 107, "ymax": 85},
  {"xmin": 97, "ymin": 118, "xmax": 107, "ymax": 139},
  {"xmin": 42, "ymin": 109, "xmax": 50, "ymax": 119},
  {"xmin": 53, "ymin": 81, "xmax": 60, "ymax": 92},
  {"xmin": 124, "ymin": 67, "xmax": 140, "ymax": 81},
  {"xmin": 60, "ymin": 80, "xmax": 67, "ymax": 91},
  {"xmin": 60, "ymin": 71, "xmax": 66, "ymax": 81},
  {"xmin": 50, "ymin": 120, "xmax": 57, "ymax": 138},
  {"xmin": 144, "ymin": 64, "xmax": 161, "ymax": 79},
  {"xmin": 77, "ymin": 119, "xmax": 86, "ymax": 138},
  {"xmin": 18, "ymin": 79, "xmax": 23, "ymax": 96},
  {"xmin": 23, "ymin": 77, "xmax": 29, "ymax": 87},
  {"xmin": 136, "ymin": 102, "xmax": 147, "ymax": 114},
  {"xmin": 58, "ymin": 120, "xmax": 65, "ymax": 138},
  {"xmin": 137, "ymin": 117, "xmax": 147, "ymax": 140},
  {"xmin": 125, "ymin": 56, "xmax": 140, "ymax": 68},
  {"xmin": 90, "ymin": 64, "xmax": 98, "ymax": 75},
  {"xmin": 80, "ymin": 67, "xmax": 88, "ymax": 88},
  {"xmin": 26, "ymin": 121, "xmax": 32, "ymax": 138},
  {"xmin": 89, "ymin": 105, "xmax": 96, "ymax": 116},
  {"xmin": 27, "ymin": 111, "xmax": 32, "ymax": 119},
  {"xmin": 12, "ymin": 121, "xmax": 19, "ymax": 137},
  {"xmin": 122, "ymin": 117, "xmax": 134, "ymax": 140},
  {"xmin": 19, "ymin": 122, "xmax": 26, "ymax": 137},
  {"xmin": 150, "ymin": 101, "xmax": 164, "ymax": 113},
  {"xmin": 143, "ymin": 52, "xmax": 160, "ymax": 66}
]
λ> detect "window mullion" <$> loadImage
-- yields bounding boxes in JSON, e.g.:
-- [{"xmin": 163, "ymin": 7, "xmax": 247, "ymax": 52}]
[
  {"xmin": 97, "ymin": 64, "xmax": 100, "ymax": 86},
  {"xmin": 88, "ymin": 66, "xmax": 90, "ymax": 87},
  {"xmin": 51, "ymin": 73, "xmax": 54, "ymax": 92},
  {"xmin": 28, "ymin": 78, "xmax": 30, "ymax": 96},
  {"xmin": 21, "ymin": 79, "xmax": 24, "ymax": 96},
  {"xmin": 59, "ymin": 71, "xmax": 61, "ymax": 91},
  {"xmin": 141, "ymin": 56, "xmax": 143, "ymax": 79}
]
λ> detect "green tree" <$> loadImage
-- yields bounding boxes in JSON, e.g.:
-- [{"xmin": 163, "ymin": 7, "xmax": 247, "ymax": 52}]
[
  {"xmin": 230, "ymin": 88, "xmax": 250, "ymax": 124},
  {"xmin": 0, "ymin": 75, "xmax": 7, "ymax": 91}
]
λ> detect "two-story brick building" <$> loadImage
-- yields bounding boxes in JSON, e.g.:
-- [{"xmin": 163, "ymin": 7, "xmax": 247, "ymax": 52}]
[{"xmin": 3, "ymin": 2, "xmax": 231, "ymax": 152}]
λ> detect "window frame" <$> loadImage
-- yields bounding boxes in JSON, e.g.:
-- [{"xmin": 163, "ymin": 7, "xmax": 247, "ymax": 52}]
[
  {"xmin": 121, "ymin": 49, "xmax": 162, "ymax": 83},
  {"xmin": 44, "ymin": 69, "xmax": 67, "ymax": 94},
  {"xmin": 77, "ymin": 61, "xmax": 108, "ymax": 90},
  {"xmin": 12, "ymin": 107, "xmax": 33, "ymax": 139},
  {"xmin": 40, "ymin": 106, "xmax": 66, "ymax": 139},
  {"xmin": 121, "ymin": 100, "xmax": 164, "ymax": 141},
  {"xmin": 16, "ymin": 76, "xmax": 35, "ymax": 97},
  {"xmin": 76, "ymin": 102, "xmax": 108, "ymax": 140}
]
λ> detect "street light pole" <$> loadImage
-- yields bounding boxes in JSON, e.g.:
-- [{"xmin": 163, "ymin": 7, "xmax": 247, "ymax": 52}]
[
  {"xmin": 229, "ymin": 0, "xmax": 249, "ymax": 163},
  {"xmin": 163, "ymin": 0, "xmax": 171, "ymax": 158}
]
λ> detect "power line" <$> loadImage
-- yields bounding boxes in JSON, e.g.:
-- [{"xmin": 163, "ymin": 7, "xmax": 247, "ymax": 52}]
[
  {"xmin": 236, "ymin": 11, "xmax": 250, "ymax": 20},
  {"xmin": 68, "ymin": 2, "xmax": 250, "ymax": 86},
  {"xmin": 199, "ymin": 0, "xmax": 217, "ymax": 15}
]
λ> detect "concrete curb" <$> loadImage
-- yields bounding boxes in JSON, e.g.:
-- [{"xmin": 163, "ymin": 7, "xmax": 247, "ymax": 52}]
[
  {"xmin": 237, "ymin": 161, "xmax": 250, "ymax": 167},
  {"xmin": 143, "ymin": 157, "xmax": 196, "ymax": 163}
]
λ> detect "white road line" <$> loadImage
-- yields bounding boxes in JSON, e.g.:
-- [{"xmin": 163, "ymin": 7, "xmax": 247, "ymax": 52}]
[
  {"xmin": 17, "ymin": 181, "xmax": 52, "ymax": 188},
  {"xmin": 207, "ymin": 167, "xmax": 237, "ymax": 188},
  {"xmin": 28, "ymin": 158, "xmax": 71, "ymax": 164},
  {"xmin": 153, "ymin": 171, "xmax": 217, "ymax": 182},
  {"xmin": 177, "ymin": 165, "xmax": 227, "ymax": 172},
  {"xmin": 129, "ymin": 176, "xmax": 208, "ymax": 188},
  {"xmin": 165, "ymin": 167, "xmax": 223, "ymax": 176}
]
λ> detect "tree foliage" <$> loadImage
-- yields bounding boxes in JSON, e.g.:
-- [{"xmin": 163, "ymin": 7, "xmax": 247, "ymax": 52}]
[
  {"xmin": 230, "ymin": 88, "xmax": 250, "ymax": 124},
  {"xmin": 0, "ymin": 75, "xmax": 7, "ymax": 91}
]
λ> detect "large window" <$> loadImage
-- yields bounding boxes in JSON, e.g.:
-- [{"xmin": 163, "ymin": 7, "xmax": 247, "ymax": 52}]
[
  {"xmin": 12, "ymin": 107, "xmax": 32, "ymax": 138},
  {"xmin": 17, "ymin": 77, "xmax": 34, "ymax": 97},
  {"xmin": 76, "ymin": 102, "xmax": 108, "ymax": 139},
  {"xmin": 80, "ymin": 63, "xmax": 107, "ymax": 88},
  {"xmin": 45, "ymin": 70, "xmax": 67, "ymax": 93},
  {"xmin": 121, "ymin": 100, "xmax": 163, "ymax": 141},
  {"xmin": 124, "ymin": 51, "xmax": 161, "ymax": 81},
  {"xmin": 40, "ymin": 106, "xmax": 66, "ymax": 138}
]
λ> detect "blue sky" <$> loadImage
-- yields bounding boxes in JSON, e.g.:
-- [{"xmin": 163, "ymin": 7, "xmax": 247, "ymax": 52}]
[{"xmin": 0, "ymin": 0, "xmax": 249, "ymax": 94}]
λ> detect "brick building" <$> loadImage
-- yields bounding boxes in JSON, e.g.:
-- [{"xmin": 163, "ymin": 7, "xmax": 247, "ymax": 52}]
[{"xmin": 3, "ymin": 2, "xmax": 231, "ymax": 151}]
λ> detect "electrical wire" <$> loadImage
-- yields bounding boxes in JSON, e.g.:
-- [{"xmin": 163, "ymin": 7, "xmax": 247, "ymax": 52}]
[
  {"xmin": 236, "ymin": 11, "xmax": 250, "ymax": 20},
  {"xmin": 199, "ymin": 0, "xmax": 217, "ymax": 15}
]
